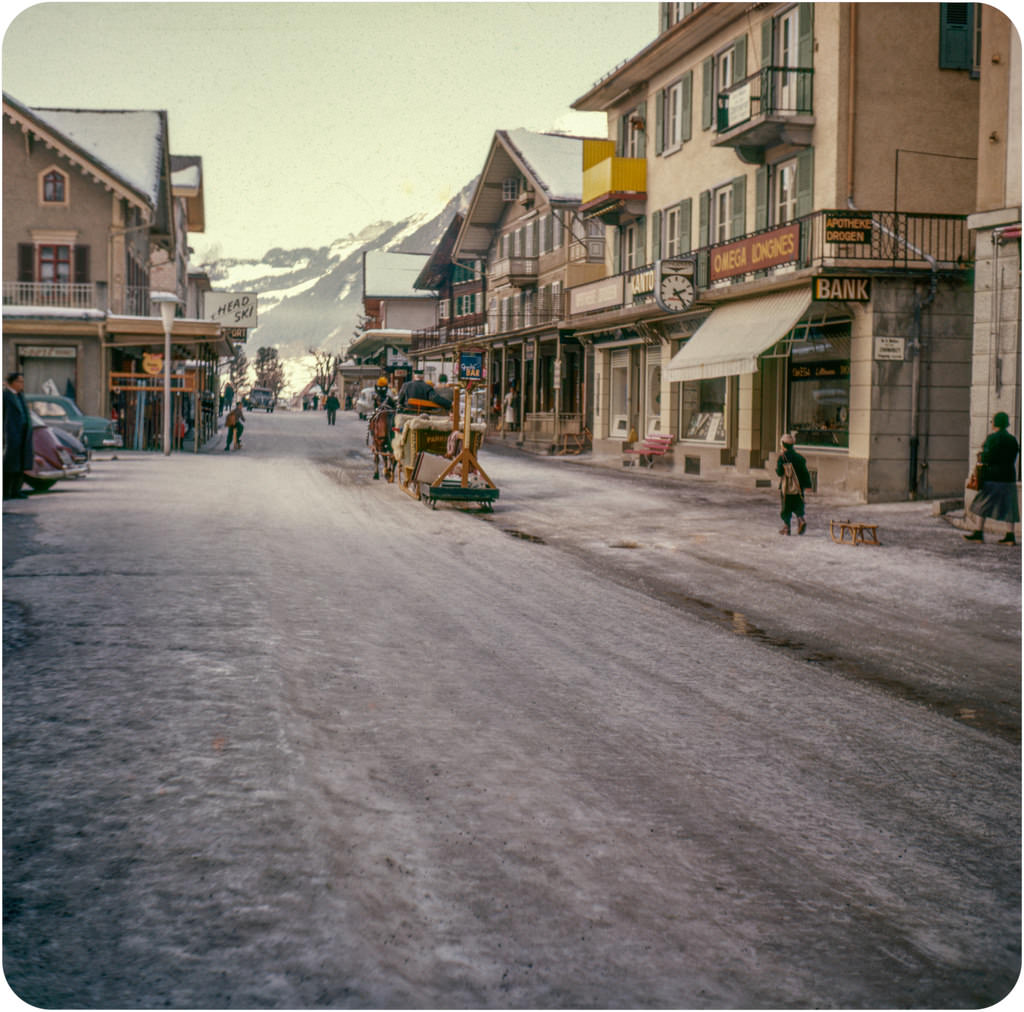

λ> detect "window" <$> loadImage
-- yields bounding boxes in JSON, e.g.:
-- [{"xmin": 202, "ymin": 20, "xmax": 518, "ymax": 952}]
[
  {"xmin": 714, "ymin": 186, "xmax": 733, "ymax": 244},
  {"xmin": 39, "ymin": 244, "xmax": 71, "ymax": 283},
  {"xmin": 774, "ymin": 158, "xmax": 798, "ymax": 224},
  {"xmin": 939, "ymin": 3, "xmax": 976, "ymax": 70},
  {"xmin": 439, "ymin": 299, "xmax": 450, "ymax": 321},
  {"xmin": 502, "ymin": 177, "xmax": 519, "ymax": 201},
  {"xmin": 660, "ymin": 72, "xmax": 692, "ymax": 153},
  {"xmin": 700, "ymin": 179, "xmax": 745, "ymax": 247},
  {"xmin": 680, "ymin": 377, "xmax": 726, "ymax": 442},
  {"xmin": 703, "ymin": 36, "xmax": 747, "ymax": 129},
  {"xmin": 664, "ymin": 207, "xmax": 681, "ymax": 257},
  {"xmin": 787, "ymin": 323, "xmax": 851, "ymax": 447},
  {"xmin": 42, "ymin": 169, "xmax": 67, "ymax": 203},
  {"xmin": 623, "ymin": 223, "xmax": 640, "ymax": 270}
]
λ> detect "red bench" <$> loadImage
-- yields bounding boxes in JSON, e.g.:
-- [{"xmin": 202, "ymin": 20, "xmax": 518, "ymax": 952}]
[{"xmin": 623, "ymin": 432, "xmax": 674, "ymax": 468}]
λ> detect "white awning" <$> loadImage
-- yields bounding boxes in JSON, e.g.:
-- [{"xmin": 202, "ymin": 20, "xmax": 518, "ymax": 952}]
[{"xmin": 666, "ymin": 288, "xmax": 812, "ymax": 382}]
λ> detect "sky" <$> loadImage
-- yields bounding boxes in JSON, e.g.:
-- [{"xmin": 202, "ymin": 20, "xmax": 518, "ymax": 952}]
[{"xmin": 3, "ymin": 1, "xmax": 658, "ymax": 261}]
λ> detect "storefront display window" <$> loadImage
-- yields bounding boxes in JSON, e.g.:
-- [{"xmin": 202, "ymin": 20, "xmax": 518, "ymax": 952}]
[
  {"xmin": 680, "ymin": 375, "xmax": 726, "ymax": 441},
  {"xmin": 787, "ymin": 324, "xmax": 851, "ymax": 447}
]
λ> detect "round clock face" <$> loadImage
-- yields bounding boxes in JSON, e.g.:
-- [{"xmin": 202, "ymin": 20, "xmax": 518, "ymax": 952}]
[{"xmin": 659, "ymin": 274, "xmax": 694, "ymax": 311}]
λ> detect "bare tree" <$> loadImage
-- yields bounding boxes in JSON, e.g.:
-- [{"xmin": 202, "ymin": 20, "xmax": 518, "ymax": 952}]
[
  {"xmin": 308, "ymin": 347, "xmax": 340, "ymax": 393},
  {"xmin": 228, "ymin": 346, "xmax": 249, "ymax": 396},
  {"xmin": 254, "ymin": 346, "xmax": 286, "ymax": 400}
]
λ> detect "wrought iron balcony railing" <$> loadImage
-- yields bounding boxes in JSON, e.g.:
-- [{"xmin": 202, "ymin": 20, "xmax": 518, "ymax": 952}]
[
  {"xmin": 3, "ymin": 282, "xmax": 171, "ymax": 317},
  {"xmin": 717, "ymin": 65, "xmax": 814, "ymax": 132}
]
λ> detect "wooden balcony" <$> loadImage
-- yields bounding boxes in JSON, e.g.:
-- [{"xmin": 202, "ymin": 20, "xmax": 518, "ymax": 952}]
[{"xmin": 489, "ymin": 256, "xmax": 538, "ymax": 289}]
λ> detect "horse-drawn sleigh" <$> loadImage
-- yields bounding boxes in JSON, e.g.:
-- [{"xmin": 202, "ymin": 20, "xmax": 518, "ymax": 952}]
[{"xmin": 366, "ymin": 385, "xmax": 499, "ymax": 511}]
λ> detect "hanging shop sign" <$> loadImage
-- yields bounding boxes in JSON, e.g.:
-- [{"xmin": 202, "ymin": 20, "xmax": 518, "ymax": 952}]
[
  {"xmin": 710, "ymin": 223, "xmax": 800, "ymax": 281},
  {"xmin": 627, "ymin": 265, "xmax": 657, "ymax": 304},
  {"xmin": 824, "ymin": 212, "xmax": 873, "ymax": 244},
  {"xmin": 18, "ymin": 345, "xmax": 77, "ymax": 358},
  {"xmin": 569, "ymin": 276, "xmax": 624, "ymax": 315},
  {"xmin": 812, "ymin": 276, "xmax": 872, "ymax": 301},
  {"xmin": 142, "ymin": 352, "xmax": 164, "ymax": 376},
  {"xmin": 205, "ymin": 292, "xmax": 258, "ymax": 327},
  {"xmin": 459, "ymin": 352, "xmax": 484, "ymax": 382},
  {"xmin": 221, "ymin": 327, "xmax": 248, "ymax": 342}
]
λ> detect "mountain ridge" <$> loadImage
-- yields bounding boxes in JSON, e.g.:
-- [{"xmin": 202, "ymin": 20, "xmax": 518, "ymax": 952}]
[{"xmin": 196, "ymin": 178, "xmax": 476, "ymax": 360}]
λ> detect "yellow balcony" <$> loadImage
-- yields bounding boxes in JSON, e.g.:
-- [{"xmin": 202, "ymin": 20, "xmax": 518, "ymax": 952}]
[{"xmin": 580, "ymin": 156, "xmax": 646, "ymax": 225}]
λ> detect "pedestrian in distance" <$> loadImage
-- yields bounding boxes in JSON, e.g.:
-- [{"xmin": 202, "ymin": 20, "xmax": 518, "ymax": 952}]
[
  {"xmin": 964, "ymin": 411, "xmax": 1019, "ymax": 545},
  {"xmin": 776, "ymin": 433, "xmax": 812, "ymax": 535},
  {"xmin": 3, "ymin": 371, "xmax": 33, "ymax": 499},
  {"xmin": 224, "ymin": 404, "xmax": 245, "ymax": 451},
  {"xmin": 502, "ymin": 384, "xmax": 517, "ymax": 432},
  {"xmin": 325, "ymin": 391, "xmax": 340, "ymax": 425}
]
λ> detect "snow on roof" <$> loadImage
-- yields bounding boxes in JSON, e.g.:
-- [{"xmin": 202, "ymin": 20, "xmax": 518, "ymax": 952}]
[
  {"xmin": 363, "ymin": 251, "xmax": 433, "ymax": 299},
  {"xmin": 171, "ymin": 163, "xmax": 201, "ymax": 192},
  {"xmin": 28, "ymin": 106, "xmax": 165, "ymax": 207},
  {"xmin": 503, "ymin": 129, "xmax": 590, "ymax": 202},
  {"xmin": 2, "ymin": 306, "xmax": 105, "ymax": 321}
]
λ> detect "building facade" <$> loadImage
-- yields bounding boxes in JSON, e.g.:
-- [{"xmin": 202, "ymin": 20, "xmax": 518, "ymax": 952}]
[
  {"xmin": 567, "ymin": 2, "xmax": 983, "ymax": 501},
  {"xmin": 2, "ymin": 93, "xmax": 228, "ymax": 451}
]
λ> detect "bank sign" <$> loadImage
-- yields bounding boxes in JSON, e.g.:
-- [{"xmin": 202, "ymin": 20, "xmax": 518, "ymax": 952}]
[
  {"xmin": 710, "ymin": 223, "xmax": 800, "ymax": 282},
  {"xmin": 205, "ymin": 292, "xmax": 258, "ymax": 328},
  {"xmin": 812, "ymin": 276, "xmax": 872, "ymax": 301}
]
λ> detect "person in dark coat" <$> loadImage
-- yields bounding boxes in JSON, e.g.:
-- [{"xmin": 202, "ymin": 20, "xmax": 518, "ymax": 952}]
[
  {"xmin": 396, "ymin": 369, "xmax": 438, "ymax": 411},
  {"xmin": 775, "ymin": 433, "xmax": 812, "ymax": 535},
  {"xmin": 3, "ymin": 371, "xmax": 33, "ymax": 499},
  {"xmin": 325, "ymin": 392, "xmax": 341, "ymax": 425},
  {"xmin": 964, "ymin": 411, "xmax": 1020, "ymax": 545}
]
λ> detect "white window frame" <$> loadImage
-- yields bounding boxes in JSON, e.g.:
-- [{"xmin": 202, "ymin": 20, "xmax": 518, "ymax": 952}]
[
  {"xmin": 665, "ymin": 78, "xmax": 685, "ymax": 150},
  {"xmin": 623, "ymin": 223, "xmax": 640, "ymax": 270},
  {"xmin": 502, "ymin": 177, "xmax": 518, "ymax": 201},
  {"xmin": 773, "ymin": 157, "xmax": 798, "ymax": 225},
  {"xmin": 714, "ymin": 184, "xmax": 734, "ymax": 243},
  {"xmin": 664, "ymin": 207, "xmax": 681, "ymax": 257}
]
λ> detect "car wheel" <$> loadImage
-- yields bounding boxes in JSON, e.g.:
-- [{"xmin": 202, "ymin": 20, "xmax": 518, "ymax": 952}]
[{"xmin": 24, "ymin": 476, "xmax": 56, "ymax": 492}]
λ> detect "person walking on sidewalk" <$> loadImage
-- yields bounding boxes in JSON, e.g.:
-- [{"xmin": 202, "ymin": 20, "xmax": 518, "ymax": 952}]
[
  {"xmin": 224, "ymin": 404, "xmax": 245, "ymax": 451},
  {"xmin": 776, "ymin": 433, "xmax": 812, "ymax": 535},
  {"xmin": 964, "ymin": 411, "xmax": 1019, "ymax": 545},
  {"xmin": 325, "ymin": 392, "xmax": 340, "ymax": 425}
]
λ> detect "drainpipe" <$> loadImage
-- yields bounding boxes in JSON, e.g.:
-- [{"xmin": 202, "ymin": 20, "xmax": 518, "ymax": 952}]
[{"xmin": 908, "ymin": 270, "xmax": 938, "ymax": 498}]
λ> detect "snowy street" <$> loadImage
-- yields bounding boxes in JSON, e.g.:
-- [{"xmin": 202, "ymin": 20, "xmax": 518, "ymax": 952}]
[{"xmin": 3, "ymin": 408, "xmax": 1020, "ymax": 1008}]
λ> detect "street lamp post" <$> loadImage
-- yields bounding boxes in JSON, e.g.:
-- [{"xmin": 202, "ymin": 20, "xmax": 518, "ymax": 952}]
[{"xmin": 150, "ymin": 292, "xmax": 182, "ymax": 456}]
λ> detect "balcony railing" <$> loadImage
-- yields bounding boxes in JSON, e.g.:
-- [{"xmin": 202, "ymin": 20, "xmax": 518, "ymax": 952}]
[
  {"xmin": 715, "ymin": 66, "xmax": 814, "ymax": 150},
  {"xmin": 567, "ymin": 209, "xmax": 972, "ymax": 318},
  {"xmin": 489, "ymin": 256, "xmax": 538, "ymax": 288},
  {"xmin": 568, "ymin": 237, "xmax": 606, "ymax": 263},
  {"xmin": 411, "ymin": 318, "xmax": 487, "ymax": 352},
  {"xmin": 3, "ymin": 281, "xmax": 169, "ymax": 317}
]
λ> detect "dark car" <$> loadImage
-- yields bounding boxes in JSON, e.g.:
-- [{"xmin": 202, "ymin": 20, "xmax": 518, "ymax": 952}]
[
  {"xmin": 24, "ymin": 394, "xmax": 122, "ymax": 451},
  {"xmin": 25, "ymin": 412, "xmax": 89, "ymax": 491}
]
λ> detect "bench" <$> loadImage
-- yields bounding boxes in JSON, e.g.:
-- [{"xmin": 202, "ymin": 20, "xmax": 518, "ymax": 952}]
[
  {"xmin": 830, "ymin": 519, "xmax": 881, "ymax": 546},
  {"xmin": 623, "ymin": 433, "xmax": 674, "ymax": 468}
]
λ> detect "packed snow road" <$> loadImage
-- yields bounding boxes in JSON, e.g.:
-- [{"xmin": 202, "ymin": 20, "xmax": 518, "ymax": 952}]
[{"xmin": 3, "ymin": 408, "xmax": 1019, "ymax": 1008}]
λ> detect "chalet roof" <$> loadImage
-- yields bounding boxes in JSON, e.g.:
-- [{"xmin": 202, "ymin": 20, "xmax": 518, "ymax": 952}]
[
  {"xmin": 171, "ymin": 155, "xmax": 202, "ymax": 193},
  {"xmin": 9, "ymin": 96, "xmax": 168, "ymax": 209},
  {"xmin": 453, "ymin": 128, "xmax": 598, "ymax": 258},
  {"xmin": 362, "ymin": 250, "xmax": 434, "ymax": 299},
  {"xmin": 413, "ymin": 213, "xmax": 464, "ymax": 291}
]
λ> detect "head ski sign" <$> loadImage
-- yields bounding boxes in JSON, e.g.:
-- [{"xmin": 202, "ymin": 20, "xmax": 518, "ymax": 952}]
[{"xmin": 205, "ymin": 292, "xmax": 258, "ymax": 328}]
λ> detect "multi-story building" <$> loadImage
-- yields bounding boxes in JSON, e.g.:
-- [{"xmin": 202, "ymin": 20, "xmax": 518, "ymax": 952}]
[
  {"xmin": 2, "ymin": 93, "xmax": 227, "ymax": 451},
  {"xmin": 349, "ymin": 250, "xmax": 435, "ymax": 384},
  {"xmin": 414, "ymin": 129, "xmax": 606, "ymax": 451},
  {"xmin": 964, "ymin": 4, "xmax": 1021, "ymax": 510},
  {"xmin": 568, "ymin": 2, "xmax": 984, "ymax": 501}
]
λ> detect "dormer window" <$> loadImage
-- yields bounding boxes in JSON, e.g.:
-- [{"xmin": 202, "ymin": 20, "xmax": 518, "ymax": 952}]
[
  {"xmin": 502, "ymin": 177, "xmax": 519, "ymax": 201},
  {"xmin": 40, "ymin": 167, "xmax": 68, "ymax": 205}
]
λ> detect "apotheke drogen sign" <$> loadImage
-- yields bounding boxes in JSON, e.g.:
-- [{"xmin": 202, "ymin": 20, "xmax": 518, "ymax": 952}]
[{"xmin": 205, "ymin": 292, "xmax": 258, "ymax": 328}]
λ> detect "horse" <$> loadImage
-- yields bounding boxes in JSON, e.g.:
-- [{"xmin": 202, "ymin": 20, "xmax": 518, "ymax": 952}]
[{"xmin": 367, "ymin": 404, "xmax": 395, "ymax": 482}]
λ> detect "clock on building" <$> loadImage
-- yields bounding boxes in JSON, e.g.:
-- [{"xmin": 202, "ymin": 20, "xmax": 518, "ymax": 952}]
[{"xmin": 655, "ymin": 258, "xmax": 697, "ymax": 312}]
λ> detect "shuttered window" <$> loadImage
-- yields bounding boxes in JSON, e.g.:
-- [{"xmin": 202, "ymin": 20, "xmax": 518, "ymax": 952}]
[{"xmin": 939, "ymin": 3, "xmax": 975, "ymax": 70}]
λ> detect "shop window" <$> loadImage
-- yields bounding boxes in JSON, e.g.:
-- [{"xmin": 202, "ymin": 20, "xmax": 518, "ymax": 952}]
[
  {"xmin": 787, "ymin": 324, "xmax": 851, "ymax": 447},
  {"xmin": 611, "ymin": 357, "xmax": 630, "ymax": 435},
  {"xmin": 680, "ymin": 376, "xmax": 726, "ymax": 441}
]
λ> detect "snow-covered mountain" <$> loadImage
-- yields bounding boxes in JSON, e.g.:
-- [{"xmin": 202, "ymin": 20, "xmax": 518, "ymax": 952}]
[{"xmin": 196, "ymin": 179, "xmax": 476, "ymax": 360}]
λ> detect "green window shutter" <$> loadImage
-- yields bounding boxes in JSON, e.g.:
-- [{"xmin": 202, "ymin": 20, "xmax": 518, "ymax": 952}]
[
  {"xmin": 660, "ymin": 2, "xmax": 671, "ymax": 33},
  {"xmin": 755, "ymin": 165, "xmax": 769, "ymax": 231},
  {"xmin": 652, "ymin": 210, "xmax": 662, "ymax": 260},
  {"xmin": 612, "ymin": 229, "xmax": 621, "ymax": 274},
  {"xmin": 655, "ymin": 89, "xmax": 665, "ymax": 155},
  {"xmin": 637, "ymin": 217, "xmax": 647, "ymax": 265},
  {"xmin": 679, "ymin": 198, "xmax": 692, "ymax": 252},
  {"xmin": 731, "ymin": 175, "xmax": 747, "ymax": 237},
  {"xmin": 733, "ymin": 34, "xmax": 747, "ymax": 82},
  {"xmin": 681, "ymin": 71, "xmax": 693, "ymax": 142},
  {"xmin": 795, "ymin": 148, "xmax": 814, "ymax": 217},
  {"xmin": 939, "ymin": 3, "xmax": 973, "ymax": 69},
  {"xmin": 761, "ymin": 18, "xmax": 773, "ymax": 66},
  {"xmin": 617, "ymin": 115, "xmax": 627, "ymax": 156},
  {"xmin": 698, "ymin": 190, "xmax": 710, "ymax": 247},
  {"xmin": 701, "ymin": 57, "xmax": 714, "ymax": 130},
  {"xmin": 797, "ymin": 3, "xmax": 814, "ymax": 108}
]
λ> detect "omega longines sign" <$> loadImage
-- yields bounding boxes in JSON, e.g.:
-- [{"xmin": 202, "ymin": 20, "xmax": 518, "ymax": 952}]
[{"xmin": 654, "ymin": 257, "xmax": 697, "ymax": 312}]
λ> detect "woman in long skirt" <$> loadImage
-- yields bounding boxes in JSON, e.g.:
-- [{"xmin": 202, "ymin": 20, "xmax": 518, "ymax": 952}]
[{"xmin": 965, "ymin": 411, "xmax": 1020, "ymax": 545}]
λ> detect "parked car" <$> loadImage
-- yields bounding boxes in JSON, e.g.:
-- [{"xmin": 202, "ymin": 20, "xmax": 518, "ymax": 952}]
[
  {"xmin": 355, "ymin": 386, "xmax": 377, "ymax": 419},
  {"xmin": 25, "ymin": 413, "xmax": 90, "ymax": 491},
  {"xmin": 49, "ymin": 425, "xmax": 90, "ymax": 469},
  {"xmin": 249, "ymin": 387, "xmax": 276, "ymax": 412},
  {"xmin": 24, "ymin": 394, "xmax": 122, "ymax": 451}
]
